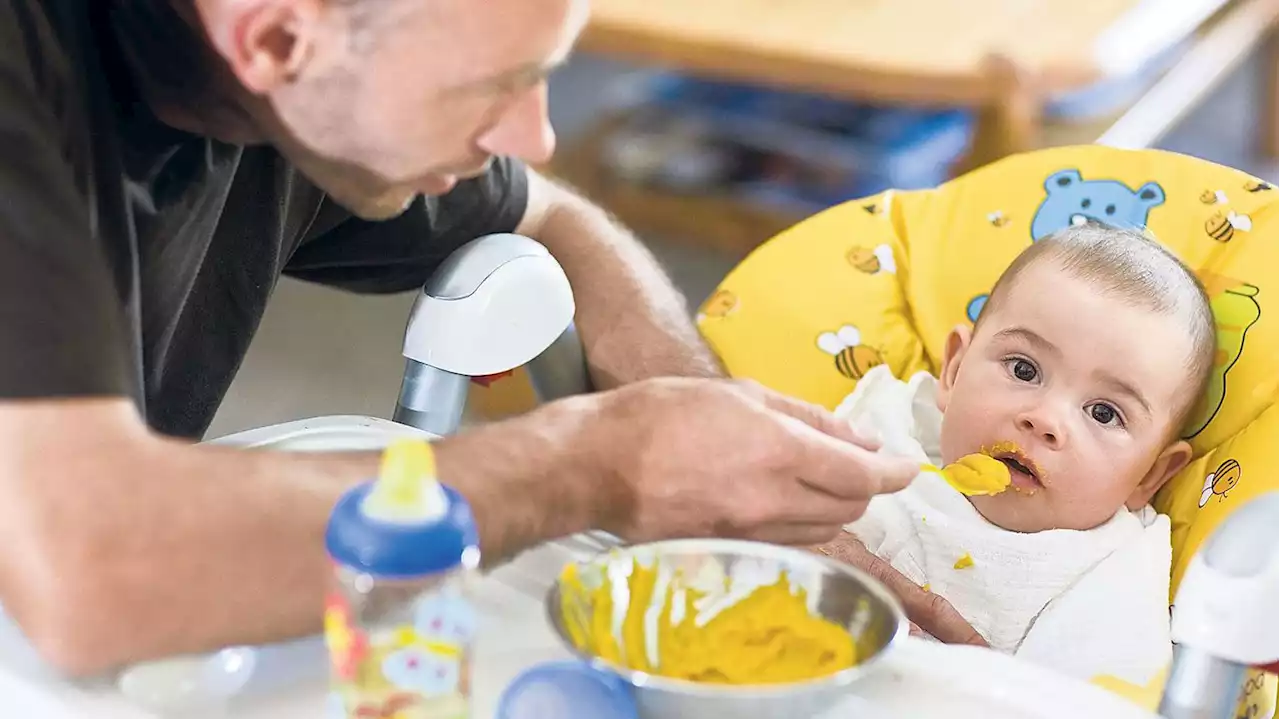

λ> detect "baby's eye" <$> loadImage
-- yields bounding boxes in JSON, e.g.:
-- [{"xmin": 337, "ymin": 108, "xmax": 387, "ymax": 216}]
[
  {"xmin": 1007, "ymin": 359, "xmax": 1038, "ymax": 382},
  {"xmin": 1088, "ymin": 403, "xmax": 1121, "ymax": 426}
]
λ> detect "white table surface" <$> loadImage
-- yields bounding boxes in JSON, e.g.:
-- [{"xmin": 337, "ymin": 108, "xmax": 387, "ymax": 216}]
[
  {"xmin": 0, "ymin": 532, "xmax": 1158, "ymax": 719},
  {"xmin": 0, "ymin": 537, "xmax": 591, "ymax": 719},
  {"xmin": 0, "ymin": 418, "xmax": 1160, "ymax": 719}
]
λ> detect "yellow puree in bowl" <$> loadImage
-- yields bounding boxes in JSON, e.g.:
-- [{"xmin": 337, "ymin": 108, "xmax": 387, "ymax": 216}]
[{"xmin": 558, "ymin": 559, "xmax": 857, "ymax": 685}]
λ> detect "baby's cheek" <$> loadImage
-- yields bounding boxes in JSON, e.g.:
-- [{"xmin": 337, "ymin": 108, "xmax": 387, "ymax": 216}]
[
  {"xmin": 936, "ymin": 417, "xmax": 965, "ymax": 465},
  {"xmin": 1048, "ymin": 464, "xmax": 1137, "ymax": 530},
  {"xmin": 938, "ymin": 399, "xmax": 996, "ymax": 462}
]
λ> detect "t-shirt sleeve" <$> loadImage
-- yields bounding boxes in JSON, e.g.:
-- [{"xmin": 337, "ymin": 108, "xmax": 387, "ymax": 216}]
[
  {"xmin": 0, "ymin": 13, "xmax": 132, "ymax": 399},
  {"xmin": 284, "ymin": 156, "xmax": 529, "ymax": 293}
]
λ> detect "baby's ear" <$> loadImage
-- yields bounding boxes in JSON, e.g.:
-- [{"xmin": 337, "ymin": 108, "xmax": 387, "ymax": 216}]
[
  {"xmin": 936, "ymin": 325, "xmax": 972, "ymax": 412},
  {"xmin": 1127, "ymin": 440, "xmax": 1192, "ymax": 510}
]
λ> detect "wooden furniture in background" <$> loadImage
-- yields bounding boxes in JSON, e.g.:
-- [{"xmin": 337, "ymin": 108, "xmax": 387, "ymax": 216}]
[
  {"xmin": 547, "ymin": 0, "xmax": 1278, "ymax": 258},
  {"xmin": 575, "ymin": 0, "xmax": 1250, "ymax": 159},
  {"xmin": 1262, "ymin": 29, "xmax": 1278, "ymax": 159}
]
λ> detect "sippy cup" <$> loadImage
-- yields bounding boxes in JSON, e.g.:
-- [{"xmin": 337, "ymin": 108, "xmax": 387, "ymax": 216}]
[{"xmin": 323, "ymin": 439, "xmax": 481, "ymax": 719}]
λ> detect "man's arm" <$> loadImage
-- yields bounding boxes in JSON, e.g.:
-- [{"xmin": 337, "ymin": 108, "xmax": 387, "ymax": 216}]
[
  {"xmin": 0, "ymin": 395, "xmax": 609, "ymax": 676},
  {"xmin": 1, "ymin": 378, "xmax": 918, "ymax": 677},
  {"xmin": 517, "ymin": 169, "xmax": 723, "ymax": 388}
]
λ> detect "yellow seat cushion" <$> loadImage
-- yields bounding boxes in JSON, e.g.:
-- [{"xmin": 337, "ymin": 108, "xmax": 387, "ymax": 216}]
[{"xmin": 697, "ymin": 145, "xmax": 1276, "ymax": 713}]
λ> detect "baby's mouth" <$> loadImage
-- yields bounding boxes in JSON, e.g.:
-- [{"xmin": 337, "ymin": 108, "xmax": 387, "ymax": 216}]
[{"xmin": 986, "ymin": 443, "xmax": 1045, "ymax": 490}]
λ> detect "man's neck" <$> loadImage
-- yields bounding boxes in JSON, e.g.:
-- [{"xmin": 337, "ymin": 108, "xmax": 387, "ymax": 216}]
[{"xmin": 107, "ymin": 0, "xmax": 266, "ymax": 144}]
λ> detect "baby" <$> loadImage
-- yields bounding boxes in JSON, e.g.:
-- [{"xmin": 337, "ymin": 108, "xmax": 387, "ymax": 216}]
[{"xmin": 834, "ymin": 222, "xmax": 1216, "ymax": 687}]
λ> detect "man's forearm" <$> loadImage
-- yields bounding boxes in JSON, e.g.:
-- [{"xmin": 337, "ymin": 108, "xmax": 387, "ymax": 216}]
[
  {"xmin": 522, "ymin": 172, "xmax": 723, "ymax": 388},
  {"xmin": 0, "ymin": 396, "xmax": 608, "ymax": 674},
  {"xmin": 435, "ymin": 393, "xmax": 610, "ymax": 563}
]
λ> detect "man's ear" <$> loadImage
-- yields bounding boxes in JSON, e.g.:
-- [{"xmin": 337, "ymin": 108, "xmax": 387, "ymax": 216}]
[
  {"xmin": 1127, "ymin": 440, "xmax": 1193, "ymax": 510},
  {"xmin": 202, "ymin": 0, "xmax": 325, "ymax": 93},
  {"xmin": 936, "ymin": 324, "xmax": 972, "ymax": 413}
]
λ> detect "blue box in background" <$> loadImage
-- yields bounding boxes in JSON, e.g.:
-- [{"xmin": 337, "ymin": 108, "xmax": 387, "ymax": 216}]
[{"xmin": 599, "ymin": 73, "xmax": 976, "ymax": 214}]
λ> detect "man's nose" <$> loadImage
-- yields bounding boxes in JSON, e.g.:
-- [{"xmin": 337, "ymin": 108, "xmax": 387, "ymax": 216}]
[
  {"xmin": 477, "ymin": 83, "xmax": 556, "ymax": 166},
  {"xmin": 1017, "ymin": 406, "xmax": 1066, "ymax": 449}
]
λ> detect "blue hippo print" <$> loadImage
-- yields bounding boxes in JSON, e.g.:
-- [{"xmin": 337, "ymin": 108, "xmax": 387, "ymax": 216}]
[{"xmin": 965, "ymin": 169, "xmax": 1167, "ymax": 323}]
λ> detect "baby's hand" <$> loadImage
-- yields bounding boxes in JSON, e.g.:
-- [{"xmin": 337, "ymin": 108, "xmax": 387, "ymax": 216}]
[{"xmin": 811, "ymin": 532, "xmax": 988, "ymax": 647}]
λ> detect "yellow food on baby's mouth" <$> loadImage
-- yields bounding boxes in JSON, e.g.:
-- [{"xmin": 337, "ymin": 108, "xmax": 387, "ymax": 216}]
[
  {"xmin": 558, "ymin": 557, "xmax": 857, "ymax": 685},
  {"xmin": 923, "ymin": 453, "xmax": 1012, "ymax": 496}
]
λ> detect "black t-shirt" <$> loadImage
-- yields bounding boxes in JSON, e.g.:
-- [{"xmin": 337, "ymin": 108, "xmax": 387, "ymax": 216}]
[{"xmin": 0, "ymin": 0, "xmax": 528, "ymax": 438}]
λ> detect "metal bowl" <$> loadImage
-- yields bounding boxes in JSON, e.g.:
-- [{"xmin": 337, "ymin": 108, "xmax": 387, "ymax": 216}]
[{"xmin": 545, "ymin": 538, "xmax": 908, "ymax": 719}]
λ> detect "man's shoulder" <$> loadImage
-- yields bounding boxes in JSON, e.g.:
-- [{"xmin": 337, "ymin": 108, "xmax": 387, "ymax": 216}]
[
  {"xmin": 1, "ymin": 0, "xmax": 82, "ymax": 96},
  {"xmin": 0, "ymin": 0, "xmax": 96, "ymax": 182}
]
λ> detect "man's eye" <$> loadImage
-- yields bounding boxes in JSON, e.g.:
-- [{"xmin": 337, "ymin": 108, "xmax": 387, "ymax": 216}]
[
  {"xmin": 1089, "ymin": 403, "xmax": 1120, "ymax": 426},
  {"xmin": 1010, "ymin": 359, "xmax": 1037, "ymax": 382}
]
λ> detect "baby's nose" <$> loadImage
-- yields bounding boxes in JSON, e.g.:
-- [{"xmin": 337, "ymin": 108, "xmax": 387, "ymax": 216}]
[{"xmin": 1017, "ymin": 410, "xmax": 1064, "ymax": 448}]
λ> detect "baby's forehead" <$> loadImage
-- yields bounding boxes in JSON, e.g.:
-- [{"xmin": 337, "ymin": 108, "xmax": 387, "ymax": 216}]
[
  {"xmin": 984, "ymin": 277, "xmax": 1194, "ymax": 402},
  {"xmin": 1000, "ymin": 259, "xmax": 1147, "ymax": 316},
  {"xmin": 1011, "ymin": 258, "xmax": 1174, "ymax": 314},
  {"xmin": 995, "ymin": 265, "xmax": 1188, "ymax": 342}
]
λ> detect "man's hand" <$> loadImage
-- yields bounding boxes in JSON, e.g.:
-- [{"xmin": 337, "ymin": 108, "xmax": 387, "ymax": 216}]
[
  {"xmin": 592, "ymin": 377, "xmax": 919, "ymax": 547},
  {"xmin": 812, "ymin": 532, "xmax": 988, "ymax": 647}
]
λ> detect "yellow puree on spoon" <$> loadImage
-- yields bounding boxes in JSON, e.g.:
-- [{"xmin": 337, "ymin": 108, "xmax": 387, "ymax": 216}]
[
  {"xmin": 922, "ymin": 453, "xmax": 1012, "ymax": 496},
  {"xmin": 558, "ymin": 558, "xmax": 857, "ymax": 684}
]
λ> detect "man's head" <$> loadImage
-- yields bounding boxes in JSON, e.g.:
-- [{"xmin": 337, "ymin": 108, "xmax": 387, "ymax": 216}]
[
  {"xmin": 935, "ymin": 224, "xmax": 1216, "ymax": 532},
  {"xmin": 148, "ymin": 0, "xmax": 585, "ymax": 219}
]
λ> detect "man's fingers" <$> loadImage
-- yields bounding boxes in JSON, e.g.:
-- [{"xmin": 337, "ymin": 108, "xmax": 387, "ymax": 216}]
[
  {"xmin": 754, "ymin": 388, "xmax": 882, "ymax": 450},
  {"xmin": 781, "ymin": 421, "xmax": 918, "ymax": 499},
  {"xmin": 814, "ymin": 533, "xmax": 989, "ymax": 648},
  {"xmin": 739, "ymin": 382, "xmax": 915, "ymax": 500},
  {"xmin": 777, "ymin": 484, "xmax": 870, "ymax": 525}
]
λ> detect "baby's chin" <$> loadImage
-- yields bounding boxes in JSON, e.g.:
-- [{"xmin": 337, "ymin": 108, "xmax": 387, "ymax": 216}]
[
  {"xmin": 967, "ymin": 491, "xmax": 1126, "ymax": 533},
  {"xmin": 967, "ymin": 493, "xmax": 1057, "ymax": 533}
]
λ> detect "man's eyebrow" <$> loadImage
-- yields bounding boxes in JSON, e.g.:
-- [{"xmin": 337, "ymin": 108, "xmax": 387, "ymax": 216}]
[
  {"xmin": 458, "ymin": 57, "xmax": 567, "ymax": 94},
  {"xmin": 991, "ymin": 326, "xmax": 1060, "ymax": 357},
  {"xmin": 496, "ymin": 58, "xmax": 564, "ymax": 84},
  {"xmin": 1096, "ymin": 372, "xmax": 1153, "ymax": 418}
]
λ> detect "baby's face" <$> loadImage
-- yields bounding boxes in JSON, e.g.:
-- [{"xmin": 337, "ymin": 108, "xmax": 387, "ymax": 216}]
[{"xmin": 937, "ymin": 263, "xmax": 1193, "ymax": 532}]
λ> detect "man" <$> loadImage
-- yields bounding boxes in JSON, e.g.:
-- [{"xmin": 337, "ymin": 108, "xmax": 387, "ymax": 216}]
[{"xmin": 0, "ymin": 0, "xmax": 980, "ymax": 675}]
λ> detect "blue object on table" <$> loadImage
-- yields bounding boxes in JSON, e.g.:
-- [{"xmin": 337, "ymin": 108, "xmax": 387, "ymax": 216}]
[{"xmin": 497, "ymin": 661, "xmax": 639, "ymax": 719}]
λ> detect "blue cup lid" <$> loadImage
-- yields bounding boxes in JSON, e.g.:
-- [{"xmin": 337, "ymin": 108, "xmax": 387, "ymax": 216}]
[
  {"xmin": 498, "ymin": 661, "xmax": 638, "ymax": 719},
  {"xmin": 325, "ymin": 482, "xmax": 479, "ymax": 579}
]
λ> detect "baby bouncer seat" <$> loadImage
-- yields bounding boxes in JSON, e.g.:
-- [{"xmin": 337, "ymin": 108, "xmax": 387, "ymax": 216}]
[{"xmin": 696, "ymin": 145, "xmax": 1278, "ymax": 716}]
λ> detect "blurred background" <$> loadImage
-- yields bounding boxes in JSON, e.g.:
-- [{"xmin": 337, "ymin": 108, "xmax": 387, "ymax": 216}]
[{"xmin": 208, "ymin": 0, "xmax": 1279, "ymax": 438}]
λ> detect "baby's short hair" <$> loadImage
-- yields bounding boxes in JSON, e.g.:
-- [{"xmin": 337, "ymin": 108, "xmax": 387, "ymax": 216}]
[{"xmin": 977, "ymin": 222, "xmax": 1216, "ymax": 435}]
